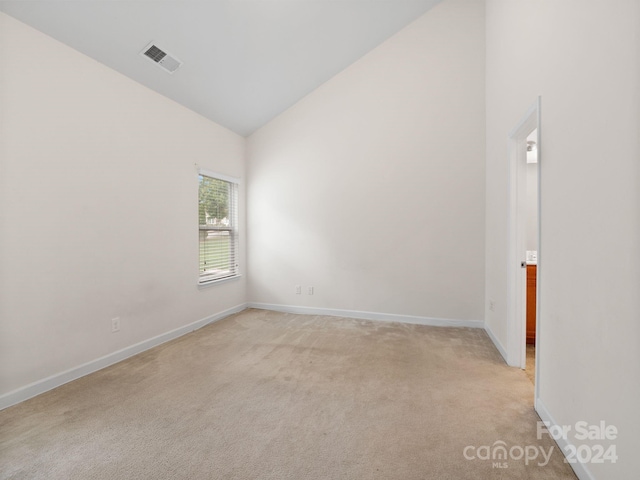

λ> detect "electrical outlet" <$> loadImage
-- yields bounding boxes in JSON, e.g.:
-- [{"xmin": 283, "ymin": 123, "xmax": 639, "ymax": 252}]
[
  {"xmin": 295, "ymin": 285, "xmax": 302, "ymax": 295},
  {"xmin": 489, "ymin": 299, "xmax": 495, "ymax": 312},
  {"xmin": 307, "ymin": 286, "xmax": 314, "ymax": 295},
  {"xmin": 111, "ymin": 317, "xmax": 121, "ymax": 333}
]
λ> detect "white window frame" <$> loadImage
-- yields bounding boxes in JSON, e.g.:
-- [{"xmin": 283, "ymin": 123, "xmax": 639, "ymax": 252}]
[{"xmin": 198, "ymin": 169, "xmax": 241, "ymax": 285}]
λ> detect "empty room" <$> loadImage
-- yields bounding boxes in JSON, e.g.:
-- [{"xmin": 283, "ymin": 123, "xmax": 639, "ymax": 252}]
[{"xmin": 0, "ymin": 1, "xmax": 638, "ymax": 479}]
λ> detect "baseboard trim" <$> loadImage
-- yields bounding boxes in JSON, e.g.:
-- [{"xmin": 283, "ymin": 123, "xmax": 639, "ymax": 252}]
[
  {"xmin": 248, "ymin": 302, "xmax": 483, "ymax": 328},
  {"xmin": 535, "ymin": 398, "xmax": 596, "ymax": 480},
  {"xmin": 0, "ymin": 303, "xmax": 248, "ymax": 411},
  {"xmin": 484, "ymin": 324, "xmax": 508, "ymax": 363}
]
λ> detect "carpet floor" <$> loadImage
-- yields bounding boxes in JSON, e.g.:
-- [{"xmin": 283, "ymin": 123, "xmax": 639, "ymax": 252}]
[
  {"xmin": 0, "ymin": 309, "xmax": 577, "ymax": 479},
  {"xmin": 525, "ymin": 345, "xmax": 536, "ymax": 384}
]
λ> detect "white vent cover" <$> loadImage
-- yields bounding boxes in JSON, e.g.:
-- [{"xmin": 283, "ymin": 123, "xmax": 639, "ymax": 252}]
[{"xmin": 140, "ymin": 42, "xmax": 182, "ymax": 74}]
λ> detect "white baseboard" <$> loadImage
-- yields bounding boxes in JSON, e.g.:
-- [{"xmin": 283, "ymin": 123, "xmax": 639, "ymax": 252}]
[
  {"xmin": 0, "ymin": 303, "xmax": 248, "ymax": 411},
  {"xmin": 248, "ymin": 302, "xmax": 483, "ymax": 328},
  {"xmin": 484, "ymin": 324, "xmax": 508, "ymax": 363},
  {"xmin": 1, "ymin": 302, "xmax": 481, "ymax": 411},
  {"xmin": 535, "ymin": 398, "xmax": 596, "ymax": 480}
]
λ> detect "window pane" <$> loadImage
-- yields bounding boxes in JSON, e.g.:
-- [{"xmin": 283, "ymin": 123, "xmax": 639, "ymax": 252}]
[
  {"xmin": 198, "ymin": 173, "xmax": 238, "ymax": 283},
  {"xmin": 199, "ymin": 176, "xmax": 229, "ymax": 226},
  {"xmin": 199, "ymin": 230, "xmax": 232, "ymax": 278}
]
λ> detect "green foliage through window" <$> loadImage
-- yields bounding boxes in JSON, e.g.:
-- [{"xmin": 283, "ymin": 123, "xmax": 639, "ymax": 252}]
[
  {"xmin": 199, "ymin": 176, "xmax": 229, "ymax": 226},
  {"xmin": 198, "ymin": 173, "xmax": 238, "ymax": 283}
]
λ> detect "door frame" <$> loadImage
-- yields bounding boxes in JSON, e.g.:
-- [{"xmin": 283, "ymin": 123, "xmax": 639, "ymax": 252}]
[{"xmin": 506, "ymin": 97, "xmax": 542, "ymax": 402}]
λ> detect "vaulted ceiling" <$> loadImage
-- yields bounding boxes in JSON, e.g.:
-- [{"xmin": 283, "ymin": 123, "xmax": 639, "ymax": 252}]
[{"xmin": 0, "ymin": 0, "xmax": 443, "ymax": 136}]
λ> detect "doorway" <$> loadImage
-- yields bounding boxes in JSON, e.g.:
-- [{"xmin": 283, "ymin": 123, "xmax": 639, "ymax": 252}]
[
  {"xmin": 524, "ymin": 129, "xmax": 538, "ymax": 384},
  {"xmin": 506, "ymin": 98, "xmax": 541, "ymax": 404}
]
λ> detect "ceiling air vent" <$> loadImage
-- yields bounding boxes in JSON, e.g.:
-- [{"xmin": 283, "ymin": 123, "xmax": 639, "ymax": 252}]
[{"xmin": 140, "ymin": 42, "xmax": 182, "ymax": 74}]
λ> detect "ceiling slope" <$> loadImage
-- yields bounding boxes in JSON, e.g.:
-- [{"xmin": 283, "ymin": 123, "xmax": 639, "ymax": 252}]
[{"xmin": 0, "ymin": 1, "xmax": 443, "ymax": 136}]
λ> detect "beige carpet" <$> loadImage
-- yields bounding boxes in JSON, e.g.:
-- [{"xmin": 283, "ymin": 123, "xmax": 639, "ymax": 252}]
[
  {"xmin": 526, "ymin": 344, "xmax": 536, "ymax": 384},
  {"xmin": 0, "ymin": 309, "xmax": 576, "ymax": 479}
]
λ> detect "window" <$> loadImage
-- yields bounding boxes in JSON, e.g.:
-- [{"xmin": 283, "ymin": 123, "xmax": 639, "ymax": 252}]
[{"xmin": 198, "ymin": 170, "xmax": 239, "ymax": 284}]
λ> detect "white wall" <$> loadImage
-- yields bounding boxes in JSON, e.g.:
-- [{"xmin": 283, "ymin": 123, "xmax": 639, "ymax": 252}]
[
  {"xmin": 247, "ymin": 0, "xmax": 485, "ymax": 322},
  {"xmin": 0, "ymin": 13, "xmax": 246, "ymax": 401},
  {"xmin": 485, "ymin": 1, "xmax": 640, "ymax": 478}
]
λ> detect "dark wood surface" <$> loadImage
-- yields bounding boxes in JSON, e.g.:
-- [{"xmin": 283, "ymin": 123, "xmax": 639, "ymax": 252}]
[{"xmin": 526, "ymin": 265, "xmax": 537, "ymax": 345}]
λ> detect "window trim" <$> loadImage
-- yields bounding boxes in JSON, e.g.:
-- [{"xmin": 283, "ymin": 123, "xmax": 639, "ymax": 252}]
[
  {"xmin": 198, "ymin": 169, "xmax": 241, "ymax": 186},
  {"xmin": 197, "ymin": 273, "xmax": 243, "ymax": 289},
  {"xmin": 198, "ymin": 169, "xmax": 241, "ymax": 286}
]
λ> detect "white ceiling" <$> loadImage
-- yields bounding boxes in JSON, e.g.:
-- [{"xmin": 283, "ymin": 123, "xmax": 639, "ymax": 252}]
[{"xmin": 0, "ymin": 0, "xmax": 443, "ymax": 136}]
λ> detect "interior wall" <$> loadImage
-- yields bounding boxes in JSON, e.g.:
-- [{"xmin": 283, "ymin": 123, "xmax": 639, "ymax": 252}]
[
  {"xmin": 485, "ymin": 1, "xmax": 640, "ymax": 478},
  {"xmin": 246, "ymin": 0, "xmax": 485, "ymax": 322},
  {"xmin": 0, "ymin": 12, "xmax": 246, "ymax": 399}
]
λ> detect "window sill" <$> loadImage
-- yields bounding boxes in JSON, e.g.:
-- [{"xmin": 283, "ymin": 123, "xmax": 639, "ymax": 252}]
[{"xmin": 198, "ymin": 274, "xmax": 242, "ymax": 288}]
